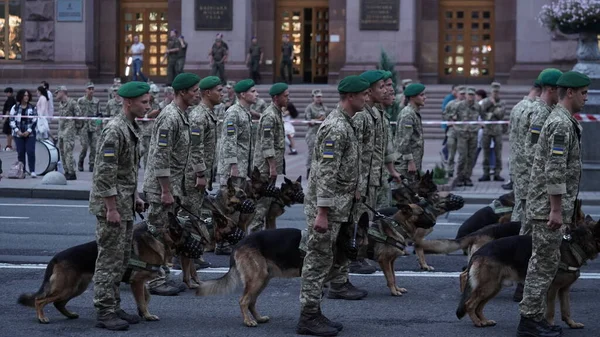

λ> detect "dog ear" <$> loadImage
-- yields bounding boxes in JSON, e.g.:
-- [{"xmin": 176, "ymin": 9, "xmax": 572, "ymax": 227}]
[
  {"xmin": 396, "ymin": 203, "xmax": 412, "ymax": 214},
  {"xmin": 416, "ymin": 170, "xmax": 421, "ymax": 181},
  {"xmin": 284, "ymin": 177, "xmax": 292, "ymax": 185},
  {"xmin": 252, "ymin": 166, "xmax": 261, "ymax": 180},
  {"xmin": 296, "ymin": 175, "xmax": 302, "ymax": 183}
]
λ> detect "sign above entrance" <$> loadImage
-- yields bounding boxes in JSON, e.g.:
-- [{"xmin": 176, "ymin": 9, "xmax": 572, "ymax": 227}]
[
  {"xmin": 56, "ymin": 0, "xmax": 83, "ymax": 22},
  {"xmin": 360, "ymin": 0, "xmax": 399, "ymax": 31},
  {"xmin": 195, "ymin": 0, "xmax": 233, "ymax": 31}
]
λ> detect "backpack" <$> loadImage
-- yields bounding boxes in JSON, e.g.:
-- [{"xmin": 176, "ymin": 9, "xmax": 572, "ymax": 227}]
[{"xmin": 8, "ymin": 161, "xmax": 25, "ymax": 179}]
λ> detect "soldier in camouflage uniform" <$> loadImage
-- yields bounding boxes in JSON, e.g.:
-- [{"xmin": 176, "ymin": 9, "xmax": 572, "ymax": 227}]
[
  {"xmin": 166, "ymin": 30, "xmax": 182, "ymax": 86},
  {"xmin": 140, "ymin": 85, "xmax": 162, "ymax": 169},
  {"xmin": 55, "ymin": 86, "xmax": 81, "ymax": 181},
  {"xmin": 442, "ymin": 86, "xmax": 466, "ymax": 177},
  {"xmin": 107, "ymin": 78, "xmax": 121, "ymax": 101},
  {"xmin": 248, "ymin": 83, "xmax": 289, "ymax": 233},
  {"xmin": 142, "ymin": 73, "xmax": 200, "ymax": 296},
  {"xmin": 478, "ymin": 82, "xmax": 506, "ymax": 181},
  {"xmin": 246, "ymin": 37, "xmax": 263, "ymax": 83},
  {"xmin": 376, "ymin": 71, "xmax": 399, "ymax": 209},
  {"xmin": 77, "ymin": 82, "xmax": 102, "ymax": 172},
  {"xmin": 395, "ymin": 83, "xmax": 427, "ymax": 184},
  {"xmin": 449, "ymin": 87, "xmax": 481, "ymax": 187},
  {"xmin": 103, "ymin": 86, "xmax": 122, "ymax": 129},
  {"xmin": 90, "ymin": 82, "xmax": 149, "ymax": 330},
  {"xmin": 297, "ymin": 75, "xmax": 370, "ymax": 336},
  {"xmin": 249, "ymin": 95, "xmax": 268, "ymax": 160},
  {"xmin": 160, "ymin": 86, "xmax": 174, "ymax": 110},
  {"xmin": 517, "ymin": 71, "xmax": 589, "ymax": 337},
  {"xmin": 508, "ymin": 81, "xmax": 542, "ymax": 222},
  {"xmin": 395, "ymin": 79, "xmax": 413, "ymax": 111},
  {"xmin": 304, "ymin": 89, "xmax": 329, "ymax": 179},
  {"xmin": 217, "ymin": 79, "xmax": 257, "ymax": 188},
  {"xmin": 210, "ymin": 38, "xmax": 229, "ymax": 84}
]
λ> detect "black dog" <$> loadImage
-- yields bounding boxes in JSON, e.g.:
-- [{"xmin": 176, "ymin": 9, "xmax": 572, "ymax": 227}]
[{"xmin": 455, "ymin": 192, "xmax": 515, "ymax": 240}]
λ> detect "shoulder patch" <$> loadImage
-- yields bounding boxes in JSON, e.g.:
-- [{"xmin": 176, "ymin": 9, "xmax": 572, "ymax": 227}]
[
  {"xmin": 103, "ymin": 142, "xmax": 116, "ymax": 162},
  {"xmin": 403, "ymin": 121, "xmax": 413, "ymax": 128},
  {"xmin": 226, "ymin": 120, "xmax": 236, "ymax": 135},
  {"xmin": 158, "ymin": 129, "xmax": 168, "ymax": 147},
  {"xmin": 552, "ymin": 134, "xmax": 566, "ymax": 156},
  {"xmin": 322, "ymin": 139, "xmax": 335, "ymax": 159}
]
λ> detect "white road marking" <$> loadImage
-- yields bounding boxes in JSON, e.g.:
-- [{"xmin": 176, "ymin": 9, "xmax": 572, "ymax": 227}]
[
  {"xmin": 0, "ymin": 203, "xmax": 87, "ymax": 208},
  {"xmin": 3, "ymin": 264, "xmax": 600, "ymax": 279},
  {"xmin": 435, "ymin": 222, "xmax": 460, "ymax": 226},
  {"xmin": 0, "ymin": 216, "xmax": 29, "ymax": 219}
]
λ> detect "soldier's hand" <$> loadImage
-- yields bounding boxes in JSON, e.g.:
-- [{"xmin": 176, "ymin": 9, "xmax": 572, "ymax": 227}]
[
  {"xmin": 269, "ymin": 167, "xmax": 277, "ymax": 182},
  {"xmin": 161, "ymin": 191, "xmax": 175, "ymax": 207},
  {"xmin": 548, "ymin": 210, "xmax": 563, "ymax": 231},
  {"xmin": 390, "ymin": 171, "xmax": 402, "ymax": 184},
  {"xmin": 106, "ymin": 209, "xmax": 121, "ymax": 226},
  {"xmin": 408, "ymin": 161, "xmax": 417, "ymax": 173},
  {"xmin": 314, "ymin": 213, "xmax": 328, "ymax": 233},
  {"xmin": 354, "ymin": 191, "xmax": 361, "ymax": 201},
  {"xmin": 196, "ymin": 176, "xmax": 207, "ymax": 191},
  {"xmin": 134, "ymin": 198, "xmax": 146, "ymax": 213},
  {"xmin": 231, "ymin": 165, "xmax": 239, "ymax": 177}
]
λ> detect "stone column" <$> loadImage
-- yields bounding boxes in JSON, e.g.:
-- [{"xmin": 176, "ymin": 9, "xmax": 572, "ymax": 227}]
[{"xmin": 24, "ymin": 0, "xmax": 55, "ymax": 62}]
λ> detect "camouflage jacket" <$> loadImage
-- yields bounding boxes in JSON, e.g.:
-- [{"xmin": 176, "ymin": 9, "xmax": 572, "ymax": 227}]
[
  {"xmin": 253, "ymin": 103, "xmax": 286, "ymax": 176},
  {"xmin": 103, "ymin": 98, "xmax": 123, "ymax": 128},
  {"xmin": 450, "ymin": 101, "xmax": 481, "ymax": 134},
  {"xmin": 396, "ymin": 93, "xmax": 407, "ymax": 110},
  {"xmin": 217, "ymin": 102, "xmax": 253, "ymax": 178},
  {"xmin": 304, "ymin": 102, "xmax": 329, "ymax": 139},
  {"xmin": 142, "ymin": 102, "xmax": 191, "ymax": 197},
  {"xmin": 57, "ymin": 98, "xmax": 81, "ymax": 138},
  {"xmin": 442, "ymin": 99, "xmax": 462, "ymax": 124},
  {"xmin": 186, "ymin": 102, "xmax": 218, "ymax": 190},
  {"xmin": 508, "ymin": 96, "xmax": 536, "ymax": 182},
  {"xmin": 527, "ymin": 104, "xmax": 582, "ymax": 223},
  {"xmin": 367, "ymin": 104, "xmax": 395, "ymax": 187},
  {"xmin": 89, "ymin": 112, "xmax": 141, "ymax": 221},
  {"xmin": 77, "ymin": 96, "xmax": 101, "ymax": 131},
  {"xmin": 250, "ymin": 98, "xmax": 268, "ymax": 117},
  {"xmin": 479, "ymin": 97, "xmax": 506, "ymax": 135},
  {"xmin": 352, "ymin": 108, "xmax": 374, "ymax": 195},
  {"xmin": 515, "ymin": 98, "xmax": 553, "ymax": 196},
  {"xmin": 395, "ymin": 104, "xmax": 424, "ymax": 165},
  {"xmin": 140, "ymin": 101, "xmax": 160, "ymax": 137},
  {"xmin": 305, "ymin": 105, "xmax": 360, "ymax": 222}
]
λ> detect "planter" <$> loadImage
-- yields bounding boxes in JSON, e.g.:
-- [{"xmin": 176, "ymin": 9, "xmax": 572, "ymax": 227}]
[{"xmin": 571, "ymin": 31, "xmax": 600, "ymax": 77}]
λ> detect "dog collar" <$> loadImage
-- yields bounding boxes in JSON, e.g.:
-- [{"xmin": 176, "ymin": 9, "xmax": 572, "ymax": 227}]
[{"xmin": 489, "ymin": 199, "xmax": 513, "ymax": 214}]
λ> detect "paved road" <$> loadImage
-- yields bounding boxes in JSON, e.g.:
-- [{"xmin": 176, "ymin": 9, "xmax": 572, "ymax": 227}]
[{"xmin": 1, "ymin": 198, "xmax": 600, "ymax": 337}]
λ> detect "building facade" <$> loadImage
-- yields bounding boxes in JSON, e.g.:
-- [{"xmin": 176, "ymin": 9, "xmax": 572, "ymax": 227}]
[{"xmin": 0, "ymin": 0, "xmax": 583, "ymax": 84}]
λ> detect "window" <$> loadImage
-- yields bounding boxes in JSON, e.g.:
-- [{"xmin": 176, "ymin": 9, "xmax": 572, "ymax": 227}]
[{"xmin": 0, "ymin": 0, "xmax": 22, "ymax": 60}]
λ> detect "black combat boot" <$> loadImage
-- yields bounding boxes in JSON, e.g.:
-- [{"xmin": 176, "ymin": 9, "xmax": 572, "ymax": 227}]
[
  {"xmin": 115, "ymin": 309, "xmax": 140, "ymax": 324},
  {"xmin": 95, "ymin": 313, "xmax": 129, "ymax": 331},
  {"xmin": 65, "ymin": 172, "xmax": 77, "ymax": 181},
  {"xmin": 78, "ymin": 160, "xmax": 84, "ymax": 172},
  {"xmin": 317, "ymin": 309, "xmax": 343, "ymax": 332},
  {"xmin": 478, "ymin": 175, "xmax": 491, "ymax": 182},
  {"xmin": 502, "ymin": 180, "xmax": 513, "ymax": 190},
  {"xmin": 513, "ymin": 283, "xmax": 524, "ymax": 302},
  {"xmin": 493, "ymin": 175, "xmax": 505, "ymax": 182},
  {"xmin": 465, "ymin": 178, "xmax": 474, "ymax": 187},
  {"xmin": 296, "ymin": 311, "xmax": 339, "ymax": 336},
  {"xmin": 516, "ymin": 316, "xmax": 562, "ymax": 337},
  {"xmin": 348, "ymin": 259, "xmax": 376, "ymax": 274},
  {"xmin": 327, "ymin": 280, "xmax": 367, "ymax": 300}
]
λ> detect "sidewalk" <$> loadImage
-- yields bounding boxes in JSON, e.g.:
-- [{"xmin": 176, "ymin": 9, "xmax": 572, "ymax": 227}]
[{"xmin": 2, "ymin": 135, "xmax": 600, "ymax": 204}]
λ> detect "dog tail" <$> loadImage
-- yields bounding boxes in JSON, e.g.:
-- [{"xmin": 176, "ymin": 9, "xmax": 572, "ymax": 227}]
[
  {"xmin": 18, "ymin": 259, "xmax": 56, "ymax": 307},
  {"xmin": 195, "ymin": 264, "xmax": 240, "ymax": 297},
  {"xmin": 417, "ymin": 234, "xmax": 478, "ymax": 254},
  {"xmin": 456, "ymin": 261, "xmax": 475, "ymax": 319}
]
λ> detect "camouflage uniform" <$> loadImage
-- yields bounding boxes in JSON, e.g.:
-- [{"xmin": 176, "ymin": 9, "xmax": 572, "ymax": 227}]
[
  {"xmin": 442, "ymin": 99, "xmax": 462, "ymax": 176},
  {"xmin": 304, "ymin": 102, "xmax": 329, "ymax": 170},
  {"xmin": 140, "ymin": 100, "xmax": 160, "ymax": 169},
  {"xmin": 367, "ymin": 105, "xmax": 395, "ymax": 212},
  {"xmin": 57, "ymin": 98, "xmax": 81, "ymax": 176},
  {"xmin": 248, "ymin": 43, "xmax": 262, "ymax": 82},
  {"xmin": 166, "ymin": 37, "xmax": 182, "ymax": 85},
  {"xmin": 300, "ymin": 105, "xmax": 360, "ymax": 315},
  {"xmin": 103, "ymin": 97, "xmax": 123, "ymax": 129},
  {"xmin": 394, "ymin": 104, "xmax": 424, "ymax": 184},
  {"xmin": 90, "ymin": 112, "xmax": 141, "ymax": 317},
  {"xmin": 142, "ymin": 102, "xmax": 191, "ymax": 289},
  {"xmin": 520, "ymin": 104, "xmax": 582, "ymax": 321},
  {"xmin": 77, "ymin": 95, "xmax": 101, "ymax": 170},
  {"xmin": 508, "ymin": 96, "xmax": 537, "ymax": 222},
  {"xmin": 376, "ymin": 108, "xmax": 395, "ymax": 209},
  {"xmin": 250, "ymin": 97, "xmax": 268, "ymax": 158},
  {"xmin": 352, "ymin": 107, "xmax": 374, "ymax": 218},
  {"xmin": 217, "ymin": 102, "xmax": 253, "ymax": 187},
  {"xmin": 479, "ymin": 97, "xmax": 506, "ymax": 177},
  {"xmin": 248, "ymin": 103, "xmax": 286, "ymax": 233},
  {"xmin": 210, "ymin": 43, "xmax": 228, "ymax": 84},
  {"xmin": 450, "ymin": 100, "xmax": 481, "ymax": 182}
]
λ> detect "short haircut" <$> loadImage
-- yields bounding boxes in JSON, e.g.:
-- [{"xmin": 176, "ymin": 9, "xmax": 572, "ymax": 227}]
[
  {"xmin": 558, "ymin": 87, "xmax": 568, "ymax": 100},
  {"xmin": 4, "ymin": 87, "xmax": 13, "ymax": 93}
]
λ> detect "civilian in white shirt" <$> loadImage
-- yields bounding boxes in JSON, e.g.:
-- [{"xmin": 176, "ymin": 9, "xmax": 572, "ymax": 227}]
[
  {"xmin": 130, "ymin": 36, "xmax": 147, "ymax": 82},
  {"xmin": 41, "ymin": 81, "xmax": 53, "ymax": 117}
]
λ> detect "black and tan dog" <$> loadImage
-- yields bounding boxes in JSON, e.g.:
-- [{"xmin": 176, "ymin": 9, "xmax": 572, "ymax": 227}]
[
  {"xmin": 17, "ymin": 213, "xmax": 187, "ymax": 324},
  {"xmin": 457, "ymin": 213, "xmax": 600, "ymax": 329},
  {"xmin": 195, "ymin": 213, "xmax": 370, "ymax": 327},
  {"xmin": 264, "ymin": 176, "xmax": 305, "ymax": 230},
  {"xmin": 455, "ymin": 191, "xmax": 515, "ymax": 240}
]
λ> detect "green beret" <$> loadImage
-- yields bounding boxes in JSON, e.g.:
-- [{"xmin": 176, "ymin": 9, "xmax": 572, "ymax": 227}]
[
  {"xmin": 383, "ymin": 71, "xmax": 393, "ymax": 80},
  {"xmin": 359, "ymin": 70, "xmax": 385, "ymax": 85},
  {"xmin": 338, "ymin": 75, "xmax": 370, "ymax": 94},
  {"xmin": 234, "ymin": 79, "xmax": 255, "ymax": 93},
  {"xmin": 269, "ymin": 82, "xmax": 289, "ymax": 96},
  {"xmin": 117, "ymin": 82, "xmax": 150, "ymax": 99},
  {"xmin": 534, "ymin": 79, "xmax": 542, "ymax": 88},
  {"xmin": 537, "ymin": 68, "xmax": 563, "ymax": 87},
  {"xmin": 199, "ymin": 76, "xmax": 221, "ymax": 90},
  {"xmin": 403, "ymin": 83, "xmax": 426, "ymax": 97},
  {"xmin": 172, "ymin": 73, "xmax": 200, "ymax": 91},
  {"xmin": 556, "ymin": 71, "xmax": 591, "ymax": 89}
]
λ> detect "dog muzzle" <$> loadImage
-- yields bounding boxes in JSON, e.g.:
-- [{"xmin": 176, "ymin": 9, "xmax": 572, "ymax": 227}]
[
  {"xmin": 446, "ymin": 194, "xmax": 465, "ymax": 211},
  {"xmin": 265, "ymin": 184, "xmax": 281, "ymax": 198},
  {"xmin": 176, "ymin": 232, "xmax": 205, "ymax": 259},
  {"xmin": 293, "ymin": 190, "xmax": 305, "ymax": 204},
  {"xmin": 235, "ymin": 199, "xmax": 256, "ymax": 214},
  {"xmin": 226, "ymin": 226, "xmax": 245, "ymax": 245}
]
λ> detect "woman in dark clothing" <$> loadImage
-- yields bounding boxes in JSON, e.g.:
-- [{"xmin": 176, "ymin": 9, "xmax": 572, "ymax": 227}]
[
  {"xmin": 3, "ymin": 87, "xmax": 16, "ymax": 151},
  {"xmin": 9, "ymin": 89, "xmax": 38, "ymax": 177}
]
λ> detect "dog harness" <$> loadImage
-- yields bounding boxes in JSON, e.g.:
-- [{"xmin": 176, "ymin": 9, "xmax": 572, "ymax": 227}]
[
  {"xmin": 558, "ymin": 235, "xmax": 588, "ymax": 273},
  {"xmin": 489, "ymin": 199, "xmax": 513, "ymax": 215},
  {"xmin": 363, "ymin": 203, "xmax": 408, "ymax": 259},
  {"xmin": 121, "ymin": 222, "xmax": 163, "ymax": 284},
  {"xmin": 174, "ymin": 215, "xmax": 210, "ymax": 259}
]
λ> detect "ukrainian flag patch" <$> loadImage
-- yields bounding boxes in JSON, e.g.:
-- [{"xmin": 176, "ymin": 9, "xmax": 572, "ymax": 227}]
[
  {"xmin": 158, "ymin": 129, "xmax": 168, "ymax": 147},
  {"xmin": 324, "ymin": 140, "xmax": 335, "ymax": 148},
  {"xmin": 530, "ymin": 125, "xmax": 541, "ymax": 134},
  {"xmin": 552, "ymin": 147, "xmax": 564, "ymax": 155},
  {"xmin": 323, "ymin": 151, "xmax": 334, "ymax": 159},
  {"xmin": 226, "ymin": 121, "xmax": 235, "ymax": 135},
  {"xmin": 103, "ymin": 143, "xmax": 116, "ymax": 162},
  {"xmin": 191, "ymin": 129, "xmax": 200, "ymax": 136}
]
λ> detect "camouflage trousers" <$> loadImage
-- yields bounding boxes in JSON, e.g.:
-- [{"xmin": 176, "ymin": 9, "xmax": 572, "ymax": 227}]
[
  {"xmin": 181, "ymin": 187, "xmax": 206, "ymax": 220},
  {"xmin": 305, "ymin": 133, "xmax": 317, "ymax": 170},
  {"xmin": 519, "ymin": 219, "xmax": 564, "ymax": 320},
  {"xmin": 145, "ymin": 194, "xmax": 178, "ymax": 290},
  {"xmin": 376, "ymin": 173, "xmax": 392, "ymax": 209},
  {"xmin": 519, "ymin": 201, "xmax": 533, "ymax": 236},
  {"xmin": 446, "ymin": 127, "xmax": 457, "ymax": 175},
  {"xmin": 93, "ymin": 216, "xmax": 134, "ymax": 317},
  {"xmin": 247, "ymin": 196, "xmax": 275, "ymax": 233},
  {"xmin": 299, "ymin": 215, "xmax": 349, "ymax": 314},
  {"xmin": 457, "ymin": 132, "xmax": 478, "ymax": 181},
  {"xmin": 58, "ymin": 135, "xmax": 75, "ymax": 175},
  {"xmin": 78, "ymin": 129, "xmax": 98, "ymax": 167},
  {"xmin": 141, "ymin": 136, "xmax": 152, "ymax": 169},
  {"xmin": 511, "ymin": 198, "xmax": 525, "ymax": 224},
  {"xmin": 482, "ymin": 132, "xmax": 503, "ymax": 176}
]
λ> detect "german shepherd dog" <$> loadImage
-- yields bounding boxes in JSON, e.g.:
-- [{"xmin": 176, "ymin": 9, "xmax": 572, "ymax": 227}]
[
  {"xmin": 457, "ymin": 212, "xmax": 600, "ymax": 328},
  {"xmin": 455, "ymin": 192, "xmax": 515, "ymax": 240},
  {"xmin": 195, "ymin": 213, "xmax": 371, "ymax": 327},
  {"xmin": 17, "ymin": 213, "xmax": 188, "ymax": 323},
  {"xmin": 264, "ymin": 176, "xmax": 305, "ymax": 230}
]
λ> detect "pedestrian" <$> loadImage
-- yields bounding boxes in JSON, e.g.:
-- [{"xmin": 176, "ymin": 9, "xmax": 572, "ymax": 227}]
[
  {"xmin": 176, "ymin": 34, "xmax": 187, "ymax": 75},
  {"xmin": 41, "ymin": 81, "xmax": 54, "ymax": 117},
  {"xmin": 441, "ymin": 85, "xmax": 459, "ymax": 164},
  {"xmin": 142, "ymin": 72, "xmax": 200, "ymax": 296},
  {"xmin": 130, "ymin": 36, "xmax": 147, "ymax": 82},
  {"xmin": 304, "ymin": 89, "xmax": 329, "ymax": 179},
  {"xmin": 77, "ymin": 82, "xmax": 101, "ymax": 172},
  {"xmin": 35, "ymin": 86, "xmax": 51, "ymax": 141},
  {"xmin": 210, "ymin": 37, "xmax": 228, "ymax": 84},
  {"xmin": 450, "ymin": 87, "xmax": 481, "ymax": 187},
  {"xmin": 474, "ymin": 89, "xmax": 488, "ymax": 170},
  {"xmin": 248, "ymin": 83, "xmax": 289, "ymax": 233},
  {"xmin": 165, "ymin": 30, "xmax": 182, "ymax": 86},
  {"xmin": 442, "ymin": 86, "xmax": 466, "ymax": 177},
  {"xmin": 246, "ymin": 36, "xmax": 263, "ymax": 84},
  {"xmin": 297, "ymin": 75, "xmax": 370, "ymax": 336},
  {"xmin": 55, "ymin": 86, "xmax": 81, "ymax": 181},
  {"xmin": 517, "ymin": 71, "xmax": 589, "ymax": 337},
  {"xmin": 395, "ymin": 83, "xmax": 427, "ymax": 184},
  {"xmin": 2, "ymin": 87, "xmax": 16, "ymax": 151},
  {"xmin": 90, "ymin": 81, "xmax": 149, "ymax": 331},
  {"xmin": 283, "ymin": 100, "xmax": 298, "ymax": 155},
  {"xmin": 9, "ymin": 89, "xmax": 37, "ymax": 177},
  {"xmin": 280, "ymin": 35, "xmax": 293, "ymax": 84},
  {"xmin": 478, "ymin": 82, "xmax": 506, "ymax": 181}
]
